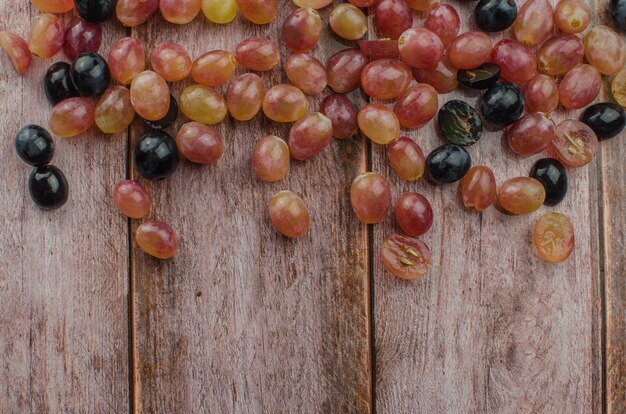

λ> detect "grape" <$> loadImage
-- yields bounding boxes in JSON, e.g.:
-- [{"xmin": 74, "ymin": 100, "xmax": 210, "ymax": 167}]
[
  {"xmin": 506, "ymin": 112, "xmax": 555, "ymax": 157},
  {"xmin": 491, "ymin": 39, "xmax": 537, "ymax": 84},
  {"xmin": 28, "ymin": 13, "xmax": 64, "ymax": 58},
  {"xmin": 14, "ymin": 125, "xmax": 55, "ymax": 167},
  {"xmin": 64, "ymin": 17, "xmax": 102, "ymax": 61},
  {"xmin": 32, "ymin": 0, "xmax": 74, "ymax": 13},
  {"xmin": 584, "ymin": 25, "xmax": 626, "ymax": 75},
  {"xmin": 533, "ymin": 213, "xmax": 574, "ymax": 263},
  {"xmin": 282, "ymin": 7, "xmax": 323, "ymax": 53},
  {"xmin": 474, "ymin": 0, "xmax": 517, "ymax": 32},
  {"xmin": 179, "ymin": 84, "xmax": 227, "ymax": 125},
  {"xmin": 288, "ymin": 112, "xmax": 333, "ymax": 160},
  {"xmin": 498, "ymin": 177, "xmax": 545, "ymax": 215},
  {"xmin": 136, "ymin": 221, "xmax": 178, "ymax": 260},
  {"xmin": 236, "ymin": 0, "xmax": 278, "ymax": 24},
  {"xmin": 361, "ymin": 58, "xmax": 412, "ymax": 100},
  {"xmin": 176, "ymin": 122, "xmax": 224, "ymax": 164},
  {"xmin": 75, "ymin": 0, "xmax": 116, "ymax": 23},
  {"xmin": 398, "ymin": 28, "xmax": 444, "ymax": 69},
  {"xmin": 262, "ymin": 84, "xmax": 308, "ymax": 123},
  {"xmin": 28, "ymin": 165, "xmax": 69, "ymax": 211},
  {"xmin": 202, "ymin": 0, "xmax": 237, "ymax": 24},
  {"xmin": 438, "ymin": 100, "xmax": 483, "ymax": 146},
  {"xmin": 134, "ymin": 130, "xmax": 180, "ymax": 180},
  {"xmin": 112, "ymin": 180, "xmax": 150, "ymax": 219},
  {"xmin": 611, "ymin": 67, "xmax": 626, "ymax": 107},
  {"xmin": 480, "ymin": 83, "xmax": 524, "ymax": 128},
  {"xmin": 285, "ymin": 53, "xmax": 327, "ymax": 96},
  {"xmin": 448, "ymin": 31, "xmax": 492, "ymax": 70},
  {"xmin": 460, "ymin": 166, "xmax": 496, "ymax": 211},
  {"xmin": 457, "ymin": 63, "xmax": 500, "ymax": 90},
  {"xmin": 375, "ymin": 0, "xmax": 413, "ymax": 40},
  {"xmin": 514, "ymin": 0, "xmax": 553, "ymax": 46},
  {"xmin": 226, "ymin": 73, "xmax": 266, "ymax": 121},
  {"xmin": 95, "ymin": 86, "xmax": 136, "ymax": 134},
  {"xmin": 394, "ymin": 84, "xmax": 438, "ymax": 129},
  {"xmin": 252, "ymin": 135, "xmax": 290, "ymax": 182},
  {"xmin": 537, "ymin": 34, "xmax": 583, "ymax": 76},
  {"xmin": 191, "ymin": 50, "xmax": 237, "ymax": 87},
  {"xmin": 612, "ymin": 0, "xmax": 626, "ymax": 30},
  {"xmin": 109, "ymin": 37, "xmax": 145, "ymax": 84},
  {"xmin": 160, "ymin": 0, "xmax": 202, "ymax": 24},
  {"xmin": 44, "ymin": 62, "xmax": 79, "ymax": 106},
  {"xmin": 358, "ymin": 104, "xmax": 400, "ymax": 145},
  {"xmin": 554, "ymin": 0, "xmax": 590, "ymax": 34},
  {"xmin": 404, "ymin": 0, "xmax": 439, "ymax": 11},
  {"xmin": 293, "ymin": 0, "xmax": 333, "ymax": 8},
  {"xmin": 580, "ymin": 103, "xmax": 626, "ymax": 140},
  {"xmin": 116, "ymin": 0, "xmax": 160, "ymax": 27},
  {"xmin": 151, "ymin": 42, "xmax": 193, "ymax": 82},
  {"xmin": 50, "ymin": 97, "xmax": 95, "ymax": 138},
  {"xmin": 330, "ymin": 3, "xmax": 368, "ymax": 40},
  {"xmin": 425, "ymin": 4, "xmax": 461, "ymax": 46},
  {"xmin": 524, "ymin": 74, "xmax": 559, "ymax": 113},
  {"xmin": 412, "ymin": 57, "xmax": 458, "ymax": 93},
  {"xmin": 381, "ymin": 234, "xmax": 431, "ymax": 280},
  {"xmin": 143, "ymin": 95, "xmax": 178, "ymax": 130},
  {"xmin": 0, "ymin": 31, "xmax": 31, "ymax": 75},
  {"xmin": 320, "ymin": 94, "xmax": 358, "ymax": 139},
  {"xmin": 71, "ymin": 52, "xmax": 111, "ymax": 97},
  {"xmin": 130, "ymin": 71, "xmax": 171, "ymax": 121},
  {"xmin": 387, "ymin": 137, "xmax": 426, "ymax": 181},
  {"xmin": 326, "ymin": 48, "xmax": 369, "ymax": 94},
  {"xmin": 394, "ymin": 192, "xmax": 433, "ymax": 237},
  {"xmin": 358, "ymin": 40, "xmax": 399, "ymax": 59},
  {"xmin": 235, "ymin": 37, "xmax": 280, "ymax": 71},
  {"xmin": 549, "ymin": 120, "xmax": 598, "ymax": 168},
  {"xmin": 350, "ymin": 172, "xmax": 392, "ymax": 224},
  {"xmin": 529, "ymin": 158, "xmax": 568, "ymax": 206},
  {"xmin": 558, "ymin": 64, "xmax": 601, "ymax": 110},
  {"xmin": 268, "ymin": 191, "xmax": 310, "ymax": 238},
  {"xmin": 425, "ymin": 144, "xmax": 471, "ymax": 184}
]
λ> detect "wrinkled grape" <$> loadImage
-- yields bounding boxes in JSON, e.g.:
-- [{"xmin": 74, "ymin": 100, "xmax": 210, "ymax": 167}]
[
  {"xmin": 381, "ymin": 234, "xmax": 431, "ymax": 280},
  {"xmin": 460, "ymin": 166, "xmax": 496, "ymax": 211},
  {"xmin": 268, "ymin": 191, "xmax": 310, "ymax": 238},
  {"xmin": 394, "ymin": 192, "xmax": 433, "ymax": 237},
  {"xmin": 350, "ymin": 172, "xmax": 392, "ymax": 224},
  {"xmin": 358, "ymin": 104, "xmax": 400, "ymax": 145},
  {"xmin": 176, "ymin": 122, "xmax": 224, "ymax": 164},
  {"xmin": 226, "ymin": 73, "xmax": 265, "ymax": 121},
  {"xmin": 387, "ymin": 137, "xmax": 426, "ymax": 181},
  {"xmin": 288, "ymin": 112, "xmax": 333, "ymax": 160},
  {"xmin": 533, "ymin": 212, "xmax": 574, "ymax": 263},
  {"xmin": 252, "ymin": 135, "xmax": 290, "ymax": 182}
]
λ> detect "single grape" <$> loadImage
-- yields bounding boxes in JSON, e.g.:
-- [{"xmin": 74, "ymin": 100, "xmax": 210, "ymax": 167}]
[
  {"xmin": 387, "ymin": 137, "xmax": 426, "ymax": 181},
  {"xmin": 95, "ymin": 86, "xmax": 136, "ymax": 134},
  {"xmin": 474, "ymin": 0, "xmax": 517, "ymax": 32},
  {"xmin": 498, "ymin": 177, "xmax": 546, "ymax": 215},
  {"xmin": 554, "ymin": 0, "xmax": 591, "ymax": 34},
  {"xmin": 330, "ymin": 3, "xmax": 368, "ymax": 40},
  {"xmin": 116, "ymin": 0, "xmax": 160, "ymax": 27},
  {"xmin": 381, "ymin": 234, "xmax": 431, "ymax": 280},
  {"xmin": 226, "ymin": 73, "xmax": 266, "ymax": 121},
  {"xmin": 112, "ymin": 180, "xmax": 150, "ymax": 219},
  {"xmin": 44, "ymin": 62, "xmax": 79, "ymax": 106},
  {"xmin": 584, "ymin": 25, "xmax": 626, "ymax": 75},
  {"xmin": 282, "ymin": 7, "xmax": 323, "ymax": 53},
  {"xmin": 143, "ymin": 95, "xmax": 178, "ymax": 131},
  {"xmin": 236, "ymin": 0, "xmax": 278, "ymax": 24},
  {"xmin": 320, "ymin": 94, "xmax": 358, "ymax": 139},
  {"xmin": 288, "ymin": 112, "xmax": 333, "ymax": 160},
  {"xmin": 480, "ymin": 83, "xmax": 524, "ymax": 128},
  {"xmin": 179, "ymin": 84, "xmax": 227, "ymax": 125},
  {"xmin": 134, "ymin": 130, "xmax": 180, "ymax": 180},
  {"xmin": 394, "ymin": 192, "xmax": 433, "ymax": 237},
  {"xmin": 437, "ymin": 100, "xmax": 482, "ymax": 146},
  {"xmin": 491, "ymin": 39, "xmax": 537, "ymax": 84},
  {"xmin": 507, "ymin": 112, "xmax": 555, "ymax": 157},
  {"xmin": 136, "ymin": 221, "xmax": 178, "ymax": 260},
  {"xmin": 151, "ymin": 42, "xmax": 193, "ymax": 82},
  {"xmin": 394, "ymin": 84, "xmax": 439, "ymax": 129},
  {"xmin": 533, "ymin": 213, "xmax": 574, "ymax": 263},
  {"xmin": 358, "ymin": 40, "xmax": 399, "ymax": 59},
  {"xmin": 529, "ymin": 158, "xmax": 568, "ymax": 206},
  {"xmin": 549, "ymin": 120, "xmax": 598, "ymax": 168},
  {"xmin": 176, "ymin": 122, "xmax": 224, "ymax": 164},
  {"xmin": 457, "ymin": 63, "xmax": 500, "ymax": 90},
  {"xmin": 202, "ymin": 0, "xmax": 238, "ymax": 24},
  {"xmin": 71, "ymin": 52, "xmax": 111, "ymax": 97},
  {"xmin": 15, "ymin": 125, "xmax": 55, "ymax": 167},
  {"xmin": 375, "ymin": 0, "xmax": 413, "ymax": 40},
  {"xmin": 361, "ymin": 58, "xmax": 412, "ymax": 100},
  {"xmin": 425, "ymin": 4, "xmax": 460, "ymax": 46},
  {"xmin": 580, "ymin": 103, "xmax": 626, "ymax": 140},
  {"xmin": 252, "ymin": 135, "xmax": 290, "ymax": 182},
  {"xmin": 558, "ymin": 64, "xmax": 601, "ymax": 110},
  {"xmin": 63, "ymin": 17, "xmax": 102, "ymax": 61},
  {"xmin": 514, "ymin": 0, "xmax": 553, "ymax": 46},
  {"xmin": 524, "ymin": 74, "xmax": 559, "ymax": 113},
  {"xmin": 285, "ymin": 53, "xmax": 327, "ymax": 96},
  {"xmin": 75, "ymin": 0, "xmax": 116, "ymax": 23},
  {"xmin": 28, "ymin": 165, "xmax": 69, "ymax": 211},
  {"xmin": 448, "ymin": 31, "xmax": 492, "ymax": 70},
  {"xmin": 358, "ymin": 104, "xmax": 400, "ymax": 145},
  {"xmin": 326, "ymin": 49, "xmax": 369, "ymax": 94},
  {"xmin": 235, "ymin": 37, "xmax": 280, "ymax": 71},
  {"xmin": 0, "ymin": 31, "xmax": 32, "ymax": 75},
  {"xmin": 130, "ymin": 70, "xmax": 171, "ymax": 121},
  {"xmin": 268, "ymin": 191, "xmax": 310, "ymax": 238},
  {"xmin": 611, "ymin": 67, "xmax": 626, "ymax": 107},
  {"xmin": 32, "ymin": 0, "xmax": 74, "ymax": 13},
  {"xmin": 350, "ymin": 172, "xmax": 392, "ymax": 224},
  {"xmin": 412, "ymin": 57, "xmax": 458, "ymax": 93},
  {"xmin": 460, "ymin": 166, "xmax": 497, "ymax": 211},
  {"xmin": 191, "ymin": 50, "xmax": 237, "ymax": 87},
  {"xmin": 537, "ymin": 34, "xmax": 584, "ymax": 76},
  {"xmin": 49, "ymin": 97, "xmax": 95, "ymax": 138},
  {"xmin": 160, "ymin": 0, "xmax": 202, "ymax": 24},
  {"xmin": 425, "ymin": 144, "xmax": 471, "ymax": 184},
  {"xmin": 109, "ymin": 37, "xmax": 146, "ymax": 84},
  {"xmin": 28, "ymin": 13, "xmax": 64, "ymax": 59},
  {"xmin": 398, "ymin": 28, "xmax": 444, "ymax": 69},
  {"xmin": 262, "ymin": 84, "xmax": 308, "ymax": 123}
]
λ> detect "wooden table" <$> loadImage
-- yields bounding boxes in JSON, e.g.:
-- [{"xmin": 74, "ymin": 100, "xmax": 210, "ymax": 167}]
[{"xmin": 0, "ymin": 1, "xmax": 623, "ymax": 412}]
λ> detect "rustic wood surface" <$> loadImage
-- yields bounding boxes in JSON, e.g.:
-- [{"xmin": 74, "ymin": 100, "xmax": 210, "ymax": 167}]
[{"xmin": 0, "ymin": 0, "xmax": 623, "ymax": 413}]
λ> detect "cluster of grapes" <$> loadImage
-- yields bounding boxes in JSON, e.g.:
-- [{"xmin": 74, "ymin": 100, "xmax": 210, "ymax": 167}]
[{"xmin": 2, "ymin": 0, "xmax": 625, "ymax": 275}]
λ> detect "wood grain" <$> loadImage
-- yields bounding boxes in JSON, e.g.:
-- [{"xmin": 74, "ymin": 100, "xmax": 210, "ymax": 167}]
[
  {"xmin": 0, "ymin": 5, "xmax": 129, "ymax": 413},
  {"xmin": 372, "ymin": 2, "xmax": 604, "ymax": 412},
  {"xmin": 130, "ymin": 3, "xmax": 371, "ymax": 412}
]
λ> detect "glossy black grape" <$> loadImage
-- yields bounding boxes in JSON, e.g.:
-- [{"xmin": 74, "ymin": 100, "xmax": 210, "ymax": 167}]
[
  {"xmin": 15, "ymin": 125, "xmax": 55, "ymax": 167},
  {"xmin": 143, "ymin": 95, "xmax": 178, "ymax": 130},
  {"xmin": 134, "ymin": 130, "xmax": 179, "ymax": 180},
  {"xmin": 474, "ymin": 0, "xmax": 517, "ymax": 32},
  {"xmin": 438, "ymin": 100, "xmax": 483, "ymax": 146},
  {"xmin": 71, "ymin": 52, "xmax": 111, "ymax": 97},
  {"xmin": 457, "ymin": 63, "xmax": 500, "ymax": 90},
  {"xmin": 28, "ymin": 165, "xmax": 69, "ymax": 210},
  {"xmin": 530, "ymin": 158, "xmax": 568, "ymax": 206},
  {"xmin": 612, "ymin": 0, "xmax": 626, "ymax": 31},
  {"xmin": 44, "ymin": 62, "xmax": 79, "ymax": 105},
  {"xmin": 425, "ymin": 144, "xmax": 472, "ymax": 184},
  {"xmin": 580, "ymin": 102, "xmax": 626, "ymax": 140},
  {"xmin": 75, "ymin": 0, "xmax": 116, "ymax": 24},
  {"xmin": 480, "ymin": 83, "xmax": 524, "ymax": 129}
]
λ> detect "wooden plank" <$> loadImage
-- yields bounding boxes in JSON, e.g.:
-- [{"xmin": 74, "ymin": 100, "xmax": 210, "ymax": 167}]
[
  {"xmin": 372, "ymin": 2, "xmax": 603, "ymax": 412},
  {"xmin": 130, "ymin": 4, "xmax": 371, "ymax": 412},
  {"xmin": 0, "ymin": 5, "xmax": 129, "ymax": 413}
]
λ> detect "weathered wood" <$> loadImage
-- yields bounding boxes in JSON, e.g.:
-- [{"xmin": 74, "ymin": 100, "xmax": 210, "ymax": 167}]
[
  {"xmin": 0, "ymin": 5, "xmax": 129, "ymax": 413},
  {"xmin": 372, "ymin": 2, "xmax": 604, "ymax": 412},
  {"xmin": 130, "ymin": 4, "xmax": 371, "ymax": 412}
]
